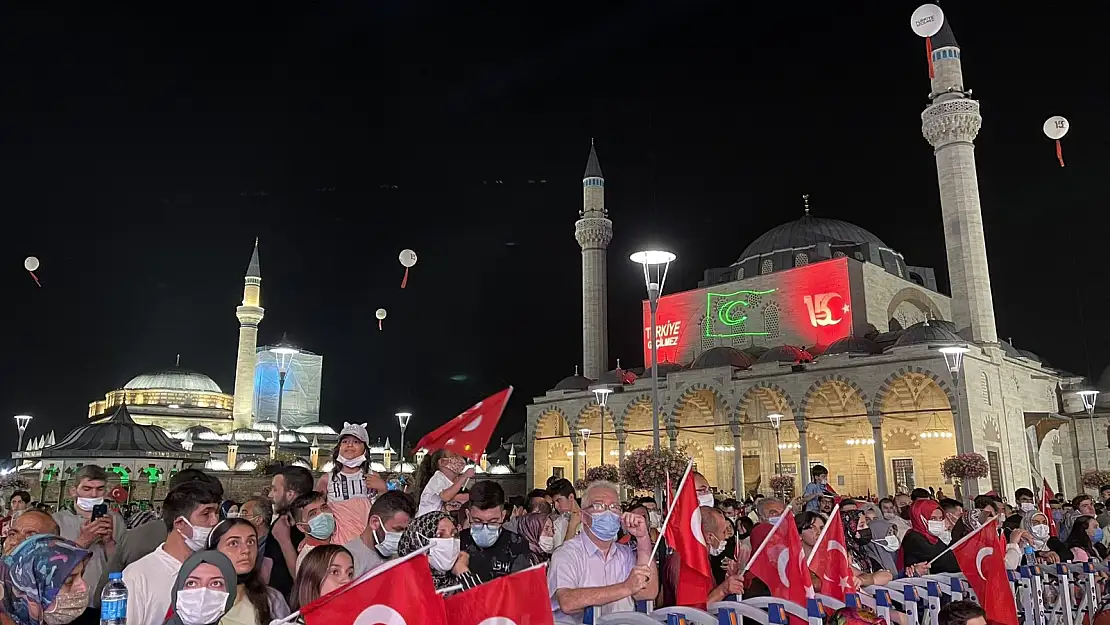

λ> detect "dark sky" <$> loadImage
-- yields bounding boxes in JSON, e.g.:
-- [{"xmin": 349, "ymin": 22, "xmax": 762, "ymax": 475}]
[{"xmin": 2, "ymin": 2, "xmax": 1107, "ymax": 450}]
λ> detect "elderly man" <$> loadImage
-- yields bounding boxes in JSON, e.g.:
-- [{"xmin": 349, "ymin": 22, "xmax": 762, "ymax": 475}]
[
  {"xmin": 663, "ymin": 506, "xmax": 743, "ymax": 606},
  {"xmin": 4, "ymin": 509, "xmax": 59, "ymax": 554},
  {"xmin": 547, "ymin": 481, "xmax": 658, "ymax": 619}
]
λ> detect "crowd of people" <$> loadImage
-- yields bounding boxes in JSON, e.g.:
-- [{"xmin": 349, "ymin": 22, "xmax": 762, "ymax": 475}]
[{"xmin": 0, "ymin": 424, "xmax": 1108, "ymax": 625}]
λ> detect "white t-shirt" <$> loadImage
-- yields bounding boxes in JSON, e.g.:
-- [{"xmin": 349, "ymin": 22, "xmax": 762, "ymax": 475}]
[
  {"xmin": 327, "ymin": 471, "xmax": 371, "ymax": 502},
  {"xmin": 123, "ymin": 544, "xmax": 182, "ymax": 625},
  {"xmin": 417, "ymin": 471, "xmax": 454, "ymax": 518}
]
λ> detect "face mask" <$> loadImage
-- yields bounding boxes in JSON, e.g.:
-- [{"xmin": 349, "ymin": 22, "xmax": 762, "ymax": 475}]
[
  {"xmin": 882, "ymin": 512, "xmax": 897, "ymax": 521},
  {"xmin": 587, "ymin": 511, "xmax": 621, "ymax": 542},
  {"xmin": 340, "ymin": 454, "xmax": 366, "ymax": 468},
  {"xmin": 44, "ymin": 585, "xmax": 90, "ymax": 625},
  {"xmin": 1031, "ymin": 524, "xmax": 1051, "ymax": 540},
  {"xmin": 75, "ymin": 497, "xmax": 103, "ymax": 512},
  {"xmin": 1052, "ymin": 511, "xmax": 1063, "ymax": 523},
  {"xmin": 926, "ymin": 520, "xmax": 950, "ymax": 541},
  {"xmin": 1020, "ymin": 502, "xmax": 1036, "ymax": 513},
  {"xmin": 175, "ymin": 588, "xmax": 230, "ymax": 625},
  {"xmin": 876, "ymin": 535, "xmax": 900, "ymax": 552},
  {"xmin": 428, "ymin": 537, "xmax": 460, "ymax": 572},
  {"xmin": 178, "ymin": 517, "xmax": 214, "ymax": 552},
  {"xmin": 648, "ymin": 510, "xmax": 662, "ymax": 529},
  {"xmin": 538, "ymin": 536, "xmax": 555, "ymax": 553},
  {"xmin": 767, "ymin": 515, "xmax": 781, "ymax": 525},
  {"xmin": 442, "ymin": 458, "xmax": 467, "ymax": 475},
  {"xmin": 1094, "ymin": 528, "xmax": 1105, "ymax": 543},
  {"xmin": 708, "ymin": 537, "xmax": 728, "ymax": 557},
  {"xmin": 698, "ymin": 493, "xmax": 715, "ymax": 508},
  {"xmin": 307, "ymin": 512, "xmax": 337, "ymax": 540},
  {"xmin": 372, "ymin": 517, "xmax": 403, "ymax": 557},
  {"xmin": 471, "ymin": 523, "xmax": 501, "ymax": 548},
  {"xmin": 855, "ymin": 528, "xmax": 873, "ymax": 544}
]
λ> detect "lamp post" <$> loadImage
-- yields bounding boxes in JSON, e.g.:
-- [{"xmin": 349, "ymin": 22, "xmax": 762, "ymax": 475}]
[
  {"xmin": 591, "ymin": 387, "xmax": 612, "ymax": 468},
  {"xmin": 768, "ymin": 413, "xmax": 784, "ymax": 474},
  {"xmin": 396, "ymin": 412, "xmax": 412, "ymax": 474},
  {"xmin": 579, "ymin": 428, "xmax": 592, "ymax": 477},
  {"xmin": 630, "ymin": 249, "xmax": 676, "ymax": 454},
  {"xmin": 13, "ymin": 415, "xmax": 31, "ymax": 454},
  {"xmin": 1078, "ymin": 390, "xmax": 1100, "ymax": 472},
  {"xmin": 270, "ymin": 337, "xmax": 300, "ymax": 458},
  {"xmin": 938, "ymin": 344, "xmax": 971, "ymax": 491}
]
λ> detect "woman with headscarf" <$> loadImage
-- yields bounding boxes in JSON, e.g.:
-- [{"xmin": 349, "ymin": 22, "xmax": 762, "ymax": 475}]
[
  {"xmin": 840, "ymin": 510, "xmax": 895, "ymax": 587},
  {"xmin": 1021, "ymin": 510, "xmax": 1069, "ymax": 563},
  {"xmin": 220, "ymin": 501, "xmax": 241, "ymax": 520},
  {"xmin": 396, "ymin": 511, "xmax": 479, "ymax": 593},
  {"xmin": 861, "ymin": 517, "xmax": 900, "ymax": 574},
  {"xmin": 900, "ymin": 499, "xmax": 959, "ymax": 573},
  {"xmin": 516, "ymin": 513, "xmax": 554, "ymax": 566},
  {"xmin": 164, "ymin": 551, "xmax": 237, "ymax": 625},
  {"xmin": 0, "ymin": 535, "xmax": 91, "ymax": 625}
]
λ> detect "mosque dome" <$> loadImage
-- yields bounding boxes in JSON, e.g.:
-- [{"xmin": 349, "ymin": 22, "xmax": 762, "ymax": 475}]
[
  {"xmin": 824, "ymin": 336, "xmax": 882, "ymax": 356},
  {"xmin": 735, "ymin": 215, "xmax": 889, "ymax": 265},
  {"xmin": 757, "ymin": 345, "xmax": 813, "ymax": 364},
  {"xmin": 892, "ymin": 321, "xmax": 963, "ymax": 347},
  {"xmin": 124, "ymin": 366, "xmax": 223, "ymax": 393},
  {"xmin": 691, "ymin": 347, "xmax": 757, "ymax": 370},
  {"xmin": 554, "ymin": 373, "xmax": 593, "ymax": 391},
  {"xmin": 48, "ymin": 404, "xmax": 199, "ymax": 458}
]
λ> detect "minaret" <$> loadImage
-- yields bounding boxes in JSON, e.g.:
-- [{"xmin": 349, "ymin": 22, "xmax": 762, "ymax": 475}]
[
  {"xmin": 920, "ymin": 21, "xmax": 998, "ymax": 343},
  {"xmin": 575, "ymin": 140, "xmax": 612, "ymax": 380},
  {"xmin": 232, "ymin": 240, "xmax": 265, "ymax": 429}
]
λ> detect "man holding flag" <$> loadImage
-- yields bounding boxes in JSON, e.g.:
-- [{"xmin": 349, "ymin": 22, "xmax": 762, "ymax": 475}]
[
  {"xmin": 660, "ymin": 467, "xmax": 740, "ymax": 608},
  {"xmin": 743, "ymin": 509, "xmax": 813, "ymax": 608}
]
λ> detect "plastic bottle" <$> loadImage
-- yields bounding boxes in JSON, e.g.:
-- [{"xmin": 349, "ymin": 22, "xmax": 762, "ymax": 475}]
[
  {"xmin": 101, "ymin": 572, "xmax": 127, "ymax": 625},
  {"xmin": 1023, "ymin": 545, "xmax": 1036, "ymax": 567}
]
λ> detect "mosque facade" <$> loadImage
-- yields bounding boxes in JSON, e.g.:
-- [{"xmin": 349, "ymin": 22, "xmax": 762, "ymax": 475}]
[{"xmin": 526, "ymin": 18, "xmax": 1103, "ymax": 500}]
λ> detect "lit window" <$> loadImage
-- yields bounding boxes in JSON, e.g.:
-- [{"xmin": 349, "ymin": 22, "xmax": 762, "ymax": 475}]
[{"xmin": 760, "ymin": 259, "xmax": 773, "ymax": 275}]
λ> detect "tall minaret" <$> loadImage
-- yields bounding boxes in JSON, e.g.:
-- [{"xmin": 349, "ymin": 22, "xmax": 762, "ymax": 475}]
[
  {"xmin": 575, "ymin": 140, "xmax": 612, "ymax": 380},
  {"xmin": 232, "ymin": 240, "xmax": 265, "ymax": 429},
  {"xmin": 920, "ymin": 20, "xmax": 998, "ymax": 343}
]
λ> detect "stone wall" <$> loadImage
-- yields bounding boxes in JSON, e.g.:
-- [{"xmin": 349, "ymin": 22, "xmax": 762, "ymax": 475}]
[{"xmin": 858, "ymin": 262, "xmax": 951, "ymax": 332}]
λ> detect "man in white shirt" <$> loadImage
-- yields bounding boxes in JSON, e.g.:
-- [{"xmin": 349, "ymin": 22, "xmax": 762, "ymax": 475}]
[
  {"xmin": 547, "ymin": 478, "xmax": 581, "ymax": 548},
  {"xmin": 344, "ymin": 491, "xmax": 414, "ymax": 577},
  {"xmin": 547, "ymin": 481, "xmax": 657, "ymax": 620},
  {"xmin": 123, "ymin": 479, "xmax": 222, "ymax": 625}
]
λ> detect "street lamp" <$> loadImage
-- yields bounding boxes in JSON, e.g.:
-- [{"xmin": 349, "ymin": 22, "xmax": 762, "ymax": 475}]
[
  {"xmin": 591, "ymin": 387, "xmax": 612, "ymax": 468},
  {"xmin": 631, "ymin": 249, "xmax": 676, "ymax": 454},
  {"xmin": 13, "ymin": 415, "xmax": 31, "ymax": 453},
  {"xmin": 768, "ymin": 413, "xmax": 784, "ymax": 475},
  {"xmin": 938, "ymin": 344, "xmax": 970, "ymax": 488},
  {"xmin": 1078, "ymin": 390, "xmax": 1100, "ymax": 472},
  {"xmin": 579, "ymin": 428, "xmax": 592, "ymax": 477},
  {"xmin": 270, "ymin": 337, "xmax": 300, "ymax": 457},
  {"xmin": 396, "ymin": 412, "xmax": 412, "ymax": 473}
]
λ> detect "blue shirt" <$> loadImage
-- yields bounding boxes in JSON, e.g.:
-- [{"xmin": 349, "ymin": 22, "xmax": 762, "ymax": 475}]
[{"xmin": 803, "ymin": 482, "xmax": 826, "ymax": 512}]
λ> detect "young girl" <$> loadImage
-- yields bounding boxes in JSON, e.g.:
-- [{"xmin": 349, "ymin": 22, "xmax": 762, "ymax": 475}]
[
  {"xmin": 315, "ymin": 423, "xmax": 387, "ymax": 545},
  {"xmin": 414, "ymin": 450, "xmax": 474, "ymax": 518}
]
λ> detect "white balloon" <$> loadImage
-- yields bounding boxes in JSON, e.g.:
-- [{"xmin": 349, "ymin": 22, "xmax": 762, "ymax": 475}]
[
  {"xmin": 910, "ymin": 4, "xmax": 944, "ymax": 38},
  {"xmin": 1043, "ymin": 116, "xmax": 1069, "ymax": 140},
  {"xmin": 399, "ymin": 249, "xmax": 417, "ymax": 268},
  {"xmin": 375, "ymin": 308, "xmax": 388, "ymax": 320},
  {"xmin": 24, "ymin": 256, "xmax": 39, "ymax": 272}
]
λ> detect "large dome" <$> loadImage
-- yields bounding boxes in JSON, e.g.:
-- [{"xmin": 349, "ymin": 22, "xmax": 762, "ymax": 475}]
[
  {"xmin": 124, "ymin": 366, "xmax": 223, "ymax": 393},
  {"xmin": 735, "ymin": 215, "xmax": 888, "ymax": 264}
]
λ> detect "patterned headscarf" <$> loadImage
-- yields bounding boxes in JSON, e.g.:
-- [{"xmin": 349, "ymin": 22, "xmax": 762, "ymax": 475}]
[
  {"xmin": 840, "ymin": 509, "xmax": 873, "ymax": 574},
  {"xmin": 962, "ymin": 509, "xmax": 984, "ymax": 532},
  {"xmin": 397, "ymin": 512, "xmax": 454, "ymax": 590},
  {"xmin": 517, "ymin": 513, "xmax": 550, "ymax": 565},
  {"xmin": 827, "ymin": 606, "xmax": 889, "ymax": 625},
  {"xmin": 909, "ymin": 499, "xmax": 941, "ymax": 544},
  {"xmin": 1, "ymin": 534, "xmax": 91, "ymax": 625},
  {"xmin": 1020, "ymin": 510, "xmax": 1051, "ymax": 550}
]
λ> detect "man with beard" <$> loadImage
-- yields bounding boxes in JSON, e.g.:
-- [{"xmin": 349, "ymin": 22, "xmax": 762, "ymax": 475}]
[{"xmin": 268, "ymin": 465, "xmax": 314, "ymax": 599}]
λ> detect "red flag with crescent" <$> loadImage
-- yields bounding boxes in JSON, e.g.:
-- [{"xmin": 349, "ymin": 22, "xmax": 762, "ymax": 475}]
[
  {"xmin": 806, "ymin": 505, "xmax": 854, "ymax": 602},
  {"xmin": 300, "ymin": 550, "xmax": 447, "ymax": 625},
  {"xmin": 745, "ymin": 510, "xmax": 813, "ymax": 610},
  {"xmin": 443, "ymin": 565, "xmax": 554, "ymax": 625},
  {"xmin": 951, "ymin": 518, "xmax": 1018, "ymax": 625},
  {"xmin": 1041, "ymin": 478, "xmax": 1058, "ymax": 537},
  {"xmin": 663, "ymin": 465, "xmax": 714, "ymax": 608},
  {"xmin": 414, "ymin": 388, "xmax": 513, "ymax": 462}
]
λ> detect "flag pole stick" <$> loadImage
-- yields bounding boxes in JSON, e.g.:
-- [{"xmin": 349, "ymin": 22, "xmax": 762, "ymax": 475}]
[
  {"xmin": 805, "ymin": 503, "xmax": 840, "ymax": 567},
  {"xmin": 436, "ymin": 584, "xmax": 463, "ymax": 595},
  {"xmin": 927, "ymin": 517, "xmax": 996, "ymax": 565},
  {"xmin": 649, "ymin": 460, "xmax": 694, "ymax": 563},
  {"xmin": 741, "ymin": 510, "xmax": 790, "ymax": 575}
]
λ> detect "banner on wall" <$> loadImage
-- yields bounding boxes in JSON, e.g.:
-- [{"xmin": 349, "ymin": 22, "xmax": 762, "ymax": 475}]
[{"xmin": 641, "ymin": 258, "xmax": 853, "ymax": 366}]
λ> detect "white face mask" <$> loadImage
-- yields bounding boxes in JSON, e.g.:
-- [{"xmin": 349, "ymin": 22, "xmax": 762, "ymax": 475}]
[
  {"xmin": 178, "ymin": 517, "xmax": 215, "ymax": 552},
  {"xmin": 340, "ymin": 454, "xmax": 366, "ymax": 469},
  {"xmin": 766, "ymin": 515, "xmax": 781, "ymax": 525},
  {"xmin": 876, "ymin": 534, "xmax": 900, "ymax": 552},
  {"xmin": 708, "ymin": 537, "xmax": 728, "ymax": 557},
  {"xmin": 428, "ymin": 537, "xmax": 460, "ymax": 572},
  {"xmin": 538, "ymin": 536, "xmax": 555, "ymax": 553},
  {"xmin": 698, "ymin": 493, "xmax": 716, "ymax": 508},
  {"xmin": 927, "ymin": 520, "xmax": 950, "ymax": 541},
  {"xmin": 882, "ymin": 511, "xmax": 897, "ymax": 521},
  {"xmin": 1031, "ymin": 524, "xmax": 1051, "ymax": 540},
  {"xmin": 372, "ymin": 517, "xmax": 403, "ymax": 557},
  {"xmin": 76, "ymin": 497, "xmax": 104, "ymax": 512},
  {"xmin": 1020, "ymin": 502, "xmax": 1037, "ymax": 513},
  {"xmin": 175, "ymin": 588, "xmax": 229, "ymax": 625},
  {"xmin": 648, "ymin": 510, "xmax": 662, "ymax": 529}
]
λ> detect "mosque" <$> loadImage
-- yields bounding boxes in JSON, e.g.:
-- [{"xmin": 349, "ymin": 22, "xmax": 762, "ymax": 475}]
[{"xmin": 526, "ymin": 17, "xmax": 1105, "ymax": 501}]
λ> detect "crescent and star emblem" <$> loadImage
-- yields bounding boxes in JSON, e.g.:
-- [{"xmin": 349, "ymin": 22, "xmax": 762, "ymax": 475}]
[
  {"xmin": 352, "ymin": 605, "xmax": 407, "ymax": 625},
  {"xmin": 975, "ymin": 547, "xmax": 993, "ymax": 580}
]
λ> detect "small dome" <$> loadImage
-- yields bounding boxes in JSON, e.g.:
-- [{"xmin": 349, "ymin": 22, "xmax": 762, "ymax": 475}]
[
  {"xmin": 745, "ymin": 346, "xmax": 769, "ymax": 359},
  {"xmin": 1017, "ymin": 349, "xmax": 1046, "ymax": 365},
  {"xmin": 205, "ymin": 459, "xmax": 230, "ymax": 471},
  {"xmin": 489, "ymin": 465, "xmax": 513, "ymax": 475},
  {"xmin": 893, "ymin": 321, "xmax": 962, "ymax": 347},
  {"xmin": 293, "ymin": 424, "xmax": 338, "ymax": 435},
  {"xmin": 252, "ymin": 420, "xmax": 280, "ymax": 432},
  {"xmin": 692, "ymin": 347, "xmax": 757, "ymax": 370},
  {"xmin": 824, "ymin": 336, "xmax": 882, "ymax": 356},
  {"xmin": 735, "ymin": 215, "xmax": 888, "ymax": 265},
  {"xmin": 643, "ymin": 362, "xmax": 685, "ymax": 378},
  {"xmin": 757, "ymin": 345, "xmax": 813, "ymax": 364},
  {"xmin": 554, "ymin": 374, "xmax": 593, "ymax": 391},
  {"xmin": 998, "ymin": 339, "xmax": 1021, "ymax": 359},
  {"xmin": 598, "ymin": 367, "xmax": 637, "ymax": 385},
  {"xmin": 51, "ymin": 405, "xmax": 197, "ymax": 457},
  {"xmin": 235, "ymin": 460, "xmax": 259, "ymax": 471},
  {"xmin": 931, "ymin": 319, "xmax": 957, "ymax": 333},
  {"xmin": 124, "ymin": 366, "xmax": 223, "ymax": 393},
  {"xmin": 230, "ymin": 429, "xmax": 266, "ymax": 443}
]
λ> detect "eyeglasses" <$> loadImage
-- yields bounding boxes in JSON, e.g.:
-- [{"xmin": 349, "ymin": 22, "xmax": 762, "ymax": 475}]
[
  {"xmin": 583, "ymin": 503, "xmax": 622, "ymax": 514},
  {"xmin": 471, "ymin": 521, "xmax": 503, "ymax": 531}
]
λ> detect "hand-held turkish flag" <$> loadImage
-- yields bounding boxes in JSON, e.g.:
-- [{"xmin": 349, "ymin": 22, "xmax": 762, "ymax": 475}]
[
  {"xmin": 443, "ymin": 564, "xmax": 554, "ymax": 625},
  {"xmin": 663, "ymin": 463, "xmax": 714, "ymax": 608},
  {"xmin": 415, "ymin": 388, "xmax": 512, "ymax": 462},
  {"xmin": 300, "ymin": 551, "xmax": 447, "ymax": 625},
  {"xmin": 951, "ymin": 518, "xmax": 1018, "ymax": 625},
  {"xmin": 744, "ymin": 510, "xmax": 814, "ymax": 608},
  {"xmin": 1041, "ymin": 478, "xmax": 1058, "ymax": 537},
  {"xmin": 806, "ymin": 505, "xmax": 854, "ymax": 602}
]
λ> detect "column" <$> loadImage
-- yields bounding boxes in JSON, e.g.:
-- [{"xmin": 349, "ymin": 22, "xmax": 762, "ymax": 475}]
[
  {"xmin": 870, "ymin": 413, "xmax": 889, "ymax": 498},
  {"xmin": 617, "ymin": 428, "xmax": 627, "ymax": 499},
  {"xmin": 796, "ymin": 420, "xmax": 810, "ymax": 493},
  {"xmin": 730, "ymin": 420, "xmax": 744, "ymax": 498},
  {"xmin": 571, "ymin": 441, "xmax": 581, "ymax": 485}
]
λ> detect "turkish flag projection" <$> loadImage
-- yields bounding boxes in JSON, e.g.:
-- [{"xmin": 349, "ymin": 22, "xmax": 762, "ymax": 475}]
[
  {"xmin": 443, "ymin": 565, "xmax": 554, "ymax": 625},
  {"xmin": 663, "ymin": 467, "xmax": 714, "ymax": 608},
  {"xmin": 746, "ymin": 511, "xmax": 814, "ymax": 610},
  {"xmin": 806, "ymin": 505, "xmax": 854, "ymax": 602},
  {"xmin": 951, "ymin": 518, "xmax": 1018, "ymax": 625},
  {"xmin": 1041, "ymin": 478, "xmax": 1058, "ymax": 537},
  {"xmin": 414, "ymin": 388, "xmax": 513, "ymax": 462},
  {"xmin": 300, "ymin": 552, "xmax": 447, "ymax": 625}
]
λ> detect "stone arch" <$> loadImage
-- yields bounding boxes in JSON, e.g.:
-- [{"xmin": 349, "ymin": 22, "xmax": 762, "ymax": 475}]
[
  {"xmin": 874, "ymin": 368, "xmax": 958, "ymax": 496},
  {"xmin": 619, "ymin": 394, "xmax": 656, "ymax": 452},
  {"xmin": 883, "ymin": 426, "xmax": 921, "ymax": 450},
  {"xmin": 799, "ymin": 374, "xmax": 871, "ymax": 417},
  {"xmin": 618, "ymin": 394, "xmax": 653, "ymax": 430},
  {"xmin": 671, "ymin": 383, "xmax": 731, "ymax": 488},
  {"xmin": 732, "ymin": 382, "xmax": 798, "ymax": 424},
  {"xmin": 885, "ymin": 287, "xmax": 943, "ymax": 326},
  {"xmin": 871, "ymin": 366, "xmax": 956, "ymax": 416},
  {"xmin": 670, "ymin": 383, "xmax": 731, "ymax": 426},
  {"xmin": 530, "ymin": 407, "xmax": 573, "ymax": 486}
]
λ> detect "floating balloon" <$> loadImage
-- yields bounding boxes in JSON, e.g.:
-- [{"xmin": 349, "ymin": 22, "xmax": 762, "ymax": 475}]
[
  {"xmin": 910, "ymin": 4, "xmax": 945, "ymax": 80},
  {"xmin": 23, "ymin": 256, "xmax": 41, "ymax": 287},
  {"xmin": 1043, "ymin": 116, "xmax": 1069, "ymax": 167},
  {"xmin": 399, "ymin": 249, "xmax": 417, "ymax": 288},
  {"xmin": 375, "ymin": 308, "xmax": 387, "ymax": 331}
]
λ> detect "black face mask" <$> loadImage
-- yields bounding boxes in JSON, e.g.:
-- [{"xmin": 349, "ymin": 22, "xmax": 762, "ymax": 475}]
[{"xmin": 856, "ymin": 528, "xmax": 873, "ymax": 543}]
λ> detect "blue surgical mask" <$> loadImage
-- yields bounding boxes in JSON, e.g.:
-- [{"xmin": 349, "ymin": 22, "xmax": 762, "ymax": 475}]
[
  {"xmin": 1052, "ymin": 511, "xmax": 1064, "ymax": 523},
  {"xmin": 588, "ymin": 511, "xmax": 621, "ymax": 542},
  {"xmin": 1094, "ymin": 528, "xmax": 1105, "ymax": 544},
  {"xmin": 307, "ymin": 512, "xmax": 336, "ymax": 539},
  {"xmin": 471, "ymin": 524, "xmax": 501, "ymax": 549},
  {"xmin": 767, "ymin": 515, "xmax": 781, "ymax": 525}
]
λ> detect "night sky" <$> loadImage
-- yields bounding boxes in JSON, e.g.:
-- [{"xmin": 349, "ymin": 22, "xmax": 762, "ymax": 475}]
[{"xmin": 2, "ymin": 3, "xmax": 1106, "ymax": 450}]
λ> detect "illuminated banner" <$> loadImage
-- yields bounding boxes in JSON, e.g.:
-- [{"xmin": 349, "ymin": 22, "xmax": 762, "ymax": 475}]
[{"xmin": 641, "ymin": 258, "xmax": 853, "ymax": 366}]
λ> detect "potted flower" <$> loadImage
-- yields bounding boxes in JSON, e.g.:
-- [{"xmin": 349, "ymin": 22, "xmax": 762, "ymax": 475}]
[
  {"xmin": 940, "ymin": 452, "xmax": 990, "ymax": 499},
  {"xmin": 585, "ymin": 464, "xmax": 620, "ymax": 484},
  {"xmin": 1082, "ymin": 469, "xmax": 1110, "ymax": 489},
  {"xmin": 770, "ymin": 474, "xmax": 795, "ymax": 499},
  {"xmin": 619, "ymin": 447, "xmax": 691, "ymax": 492}
]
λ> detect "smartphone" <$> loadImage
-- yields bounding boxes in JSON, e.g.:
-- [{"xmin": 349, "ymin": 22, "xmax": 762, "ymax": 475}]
[{"xmin": 91, "ymin": 503, "xmax": 108, "ymax": 520}]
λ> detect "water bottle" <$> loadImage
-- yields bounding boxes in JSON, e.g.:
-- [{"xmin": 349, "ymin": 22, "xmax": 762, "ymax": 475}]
[
  {"xmin": 1024, "ymin": 545, "xmax": 1036, "ymax": 567},
  {"xmin": 101, "ymin": 572, "xmax": 127, "ymax": 625}
]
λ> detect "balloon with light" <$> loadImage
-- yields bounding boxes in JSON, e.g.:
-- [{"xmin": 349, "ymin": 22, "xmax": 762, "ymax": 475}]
[
  {"xmin": 399, "ymin": 249, "xmax": 417, "ymax": 288},
  {"xmin": 375, "ymin": 308, "xmax": 387, "ymax": 331},
  {"xmin": 910, "ymin": 4, "xmax": 944, "ymax": 80},
  {"xmin": 24, "ymin": 256, "xmax": 41, "ymax": 287},
  {"xmin": 1043, "ymin": 116, "xmax": 1069, "ymax": 167}
]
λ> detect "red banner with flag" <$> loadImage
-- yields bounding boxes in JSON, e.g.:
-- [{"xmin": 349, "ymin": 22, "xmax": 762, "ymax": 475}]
[
  {"xmin": 1041, "ymin": 478, "xmax": 1058, "ymax": 537},
  {"xmin": 806, "ymin": 505, "xmax": 854, "ymax": 602},
  {"xmin": 663, "ymin": 465, "xmax": 714, "ymax": 608},
  {"xmin": 745, "ymin": 510, "xmax": 814, "ymax": 609},
  {"xmin": 414, "ymin": 388, "xmax": 512, "ymax": 462},
  {"xmin": 951, "ymin": 518, "xmax": 1018, "ymax": 625},
  {"xmin": 443, "ymin": 565, "xmax": 554, "ymax": 625},
  {"xmin": 300, "ymin": 551, "xmax": 447, "ymax": 625}
]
